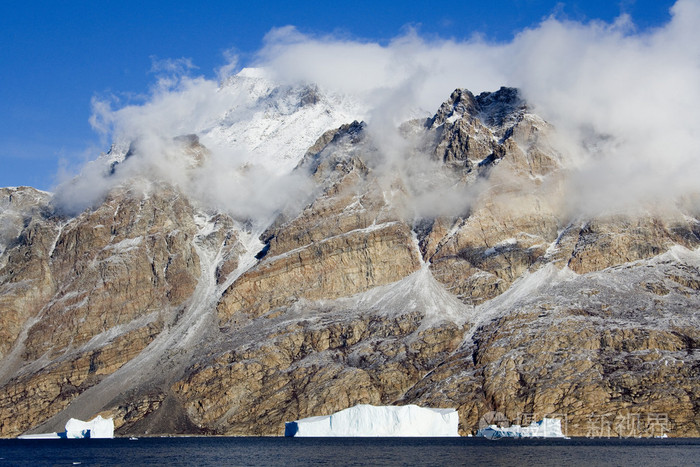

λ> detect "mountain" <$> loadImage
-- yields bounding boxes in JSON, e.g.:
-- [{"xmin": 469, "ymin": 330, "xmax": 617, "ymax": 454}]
[
  {"xmin": 100, "ymin": 67, "xmax": 366, "ymax": 177},
  {"xmin": 0, "ymin": 72, "xmax": 698, "ymax": 438}
]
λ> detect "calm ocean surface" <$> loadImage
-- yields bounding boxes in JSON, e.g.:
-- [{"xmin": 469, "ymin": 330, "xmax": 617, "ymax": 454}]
[{"xmin": 1, "ymin": 437, "xmax": 698, "ymax": 466}]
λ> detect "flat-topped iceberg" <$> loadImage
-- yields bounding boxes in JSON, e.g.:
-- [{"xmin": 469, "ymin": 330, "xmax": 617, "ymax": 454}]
[
  {"xmin": 64, "ymin": 415, "xmax": 114, "ymax": 439},
  {"xmin": 476, "ymin": 418, "xmax": 567, "ymax": 439},
  {"xmin": 16, "ymin": 432, "xmax": 61, "ymax": 440},
  {"xmin": 18, "ymin": 415, "xmax": 114, "ymax": 439},
  {"xmin": 285, "ymin": 404, "xmax": 459, "ymax": 437}
]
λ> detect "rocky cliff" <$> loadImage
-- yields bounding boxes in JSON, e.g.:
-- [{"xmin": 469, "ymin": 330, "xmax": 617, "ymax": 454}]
[{"xmin": 0, "ymin": 82, "xmax": 698, "ymax": 438}]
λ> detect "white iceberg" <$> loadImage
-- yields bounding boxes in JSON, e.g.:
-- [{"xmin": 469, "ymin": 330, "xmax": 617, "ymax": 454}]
[
  {"xmin": 18, "ymin": 415, "xmax": 114, "ymax": 439},
  {"xmin": 64, "ymin": 415, "xmax": 114, "ymax": 439},
  {"xmin": 476, "ymin": 418, "xmax": 567, "ymax": 439},
  {"xmin": 285, "ymin": 404, "xmax": 459, "ymax": 437},
  {"xmin": 16, "ymin": 432, "xmax": 62, "ymax": 439}
]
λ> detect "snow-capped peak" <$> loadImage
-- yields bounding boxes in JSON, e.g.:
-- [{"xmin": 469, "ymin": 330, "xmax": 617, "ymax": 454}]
[
  {"xmin": 100, "ymin": 67, "xmax": 367, "ymax": 177},
  {"xmin": 233, "ymin": 67, "xmax": 269, "ymax": 80},
  {"xmin": 201, "ymin": 68, "xmax": 366, "ymax": 175}
]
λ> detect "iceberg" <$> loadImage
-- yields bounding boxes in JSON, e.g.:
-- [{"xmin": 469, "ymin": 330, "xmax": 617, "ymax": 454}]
[
  {"xmin": 285, "ymin": 404, "xmax": 459, "ymax": 437},
  {"xmin": 15, "ymin": 432, "xmax": 62, "ymax": 440},
  {"xmin": 64, "ymin": 415, "xmax": 114, "ymax": 439},
  {"xmin": 476, "ymin": 418, "xmax": 567, "ymax": 439},
  {"xmin": 18, "ymin": 415, "xmax": 114, "ymax": 439}
]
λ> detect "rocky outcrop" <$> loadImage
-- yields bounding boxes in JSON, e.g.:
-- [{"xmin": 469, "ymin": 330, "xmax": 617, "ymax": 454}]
[
  {"xmin": 420, "ymin": 92, "xmax": 564, "ymax": 305},
  {"xmin": 0, "ymin": 321, "xmax": 162, "ymax": 437},
  {"xmin": 0, "ymin": 187, "xmax": 52, "ymax": 258},
  {"xmin": 0, "ymin": 187, "xmax": 60, "ymax": 361},
  {"xmin": 401, "ymin": 255, "xmax": 700, "ymax": 437},
  {"xmin": 217, "ymin": 126, "xmax": 422, "ymax": 326},
  {"xmin": 216, "ymin": 222, "xmax": 420, "ymax": 325},
  {"xmin": 0, "ymin": 218, "xmax": 58, "ymax": 361},
  {"xmin": 0, "ymin": 182, "xmax": 208, "ymax": 435},
  {"xmin": 176, "ymin": 271, "xmax": 467, "ymax": 435},
  {"xmin": 24, "ymin": 183, "xmax": 201, "ymax": 360},
  {"xmin": 557, "ymin": 216, "xmax": 700, "ymax": 274}
]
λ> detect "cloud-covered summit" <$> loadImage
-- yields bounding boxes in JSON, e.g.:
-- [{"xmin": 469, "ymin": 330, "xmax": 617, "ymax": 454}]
[{"xmin": 58, "ymin": 0, "xmax": 700, "ymax": 219}]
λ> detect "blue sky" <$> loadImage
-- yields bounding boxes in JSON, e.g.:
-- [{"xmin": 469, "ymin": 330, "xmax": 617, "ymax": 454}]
[{"xmin": 0, "ymin": 0, "xmax": 677, "ymax": 190}]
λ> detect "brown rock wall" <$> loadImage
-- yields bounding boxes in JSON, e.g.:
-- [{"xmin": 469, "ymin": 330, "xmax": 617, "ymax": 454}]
[
  {"xmin": 174, "ymin": 311, "xmax": 464, "ymax": 435},
  {"xmin": 0, "ymin": 321, "xmax": 163, "ymax": 437},
  {"xmin": 217, "ymin": 222, "xmax": 421, "ymax": 324},
  {"xmin": 21, "ymin": 184, "xmax": 201, "ymax": 359}
]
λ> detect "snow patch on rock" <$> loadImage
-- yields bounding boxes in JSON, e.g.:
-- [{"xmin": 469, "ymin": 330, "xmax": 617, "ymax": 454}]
[
  {"xmin": 346, "ymin": 265, "xmax": 472, "ymax": 328},
  {"xmin": 99, "ymin": 67, "xmax": 366, "ymax": 179},
  {"xmin": 203, "ymin": 68, "xmax": 366, "ymax": 176}
]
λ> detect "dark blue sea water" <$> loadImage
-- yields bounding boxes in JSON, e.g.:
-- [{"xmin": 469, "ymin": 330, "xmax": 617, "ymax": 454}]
[{"xmin": 0, "ymin": 437, "xmax": 698, "ymax": 466}]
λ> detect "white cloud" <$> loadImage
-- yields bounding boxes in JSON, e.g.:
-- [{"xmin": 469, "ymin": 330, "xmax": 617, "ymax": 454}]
[
  {"xmin": 251, "ymin": 1, "xmax": 700, "ymax": 215},
  {"xmin": 59, "ymin": 0, "xmax": 700, "ymax": 220},
  {"xmin": 255, "ymin": 26, "xmax": 507, "ymax": 115},
  {"xmin": 216, "ymin": 48, "xmax": 240, "ymax": 81},
  {"xmin": 149, "ymin": 56, "xmax": 198, "ymax": 75}
]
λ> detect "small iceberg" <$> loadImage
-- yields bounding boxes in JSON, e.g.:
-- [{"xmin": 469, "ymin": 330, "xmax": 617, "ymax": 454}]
[
  {"xmin": 18, "ymin": 415, "xmax": 114, "ymax": 439},
  {"xmin": 476, "ymin": 418, "xmax": 567, "ymax": 439},
  {"xmin": 16, "ymin": 432, "xmax": 62, "ymax": 440},
  {"xmin": 285, "ymin": 404, "xmax": 459, "ymax": 437}
]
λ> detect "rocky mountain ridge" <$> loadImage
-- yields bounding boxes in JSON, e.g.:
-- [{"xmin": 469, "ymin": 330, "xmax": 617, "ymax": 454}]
[{"xmin": 0, "ymin": 76, "xmax": 697, "ymax": 437}]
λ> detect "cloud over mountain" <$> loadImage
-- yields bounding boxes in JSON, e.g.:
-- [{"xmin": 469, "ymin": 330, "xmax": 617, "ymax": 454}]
[{"xmin": 60, "ymin": 0, "xmax": 700, "ymax": 219}]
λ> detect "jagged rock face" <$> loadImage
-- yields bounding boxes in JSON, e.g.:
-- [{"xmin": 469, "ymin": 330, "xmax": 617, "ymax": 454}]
[
  {"xmin": 0, "ymin": 188, "xmax": 58, "ymax": 360},
  {"xmin": 0, "ymin": 86, "xmax": 699, "ymax": 438},
  {"xmin": 429, "ymin": 88, "xmax": 529, "ymax": 171},
  {"xmin": 424, "ymin": 193, "xmax": 561, "ymax": 305},
  {"xmin": 0, "ymin": 187, "xmax": 52, "ymax": 258},
  {"xmin": 0, "ymin": 321, "xmax": 162, "ymax": 437},
  {"xmin": 216, "ymin": 124, "xmax": 422, "ymax": 326},
  {"xmin": 400, "ymin": 256, "xmax": 700, "ymax": 437},
  {"xmin": 24, "ymin": 183, "xmax": 201, "ymax": 360},
  {"xmin": 554, "ymin": 216, "xmax": 700, "ymax": 274},
  {"xmin": 174, "ymin": 308, "xmax": 465, "ymax": 435},
  {"xmin": 421, "ymin": 90, "xmax": 564, "ymax": 305},
  {"xmin": 216, "ymin": 222, "xmax": 420, "ymax": 324},
  {"xmin": 0, "ymin": 182, "xmax": 207, "ymax": 436}
]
